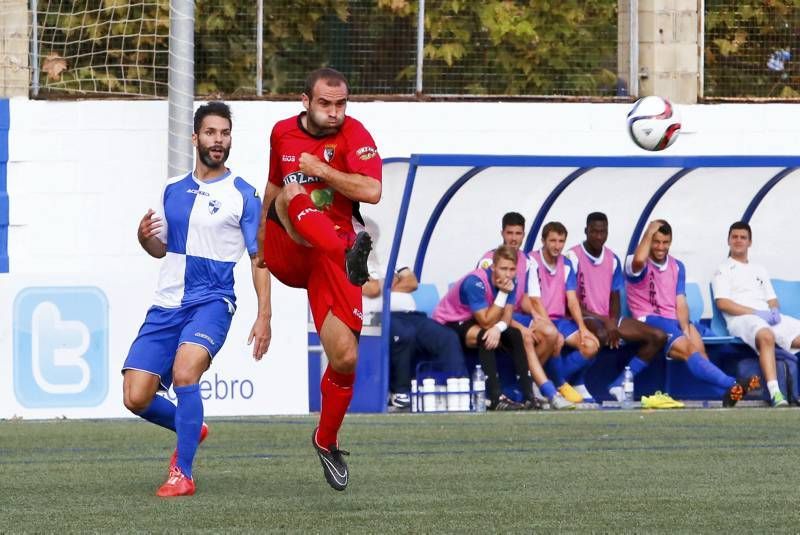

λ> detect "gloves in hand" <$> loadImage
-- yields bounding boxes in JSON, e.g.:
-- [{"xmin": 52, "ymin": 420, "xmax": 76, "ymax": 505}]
[
  {"xmin": 769, "ymin": 307, "xmax": 782, "ymax": 326},
  {"xmin": 754, "ymin": 308, "xmax": 781, "ymax": 326},
  {"xmin": 754, "ymin": 309, "xmax": 773, "ymax": 324}
]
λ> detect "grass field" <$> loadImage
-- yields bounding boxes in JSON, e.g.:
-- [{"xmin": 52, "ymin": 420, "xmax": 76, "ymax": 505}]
[{"xmin": 2, "ymin": 409, "xmax": 800, "ymax": 533}]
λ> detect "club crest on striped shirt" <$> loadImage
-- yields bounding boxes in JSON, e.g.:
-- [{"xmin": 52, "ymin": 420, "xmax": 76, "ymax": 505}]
[{"xmin": 208, "ymin": 199, "xmax": 221, "ymax": 214}]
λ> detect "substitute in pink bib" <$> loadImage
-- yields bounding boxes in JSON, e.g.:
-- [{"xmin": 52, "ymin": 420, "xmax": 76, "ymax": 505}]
[
  {"xmin": 478, "ymin": 248, "xmax": 531, "ymax": 311},
  {"xmin": 529, "ymin": 249, "xmax": 572, "ymax": 320},
  {"xmin": 433, "ymin": 268, "xmax": 500, "ymax": 325},
  {"xmin": 568, "ymin": 243, "xmax": 623, "ymax": 317},
  {"xmin": 624, "ymin": 254, "xmax": 685, "ymax": 320}
]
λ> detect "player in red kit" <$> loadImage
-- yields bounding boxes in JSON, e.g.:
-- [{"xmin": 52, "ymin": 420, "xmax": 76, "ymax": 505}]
[{"xmin": 256, "ymin": 68, "xmax": 381, "ymax": 491}]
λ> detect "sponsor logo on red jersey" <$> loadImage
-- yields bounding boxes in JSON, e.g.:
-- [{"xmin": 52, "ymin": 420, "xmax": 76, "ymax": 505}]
[
  {"xmin": 356, "ymin": 146, "xmax": 377, "ymax": 161},
  {"xmin": 282, "ymin": 171, "xmax": 321, "ymax": 185}
]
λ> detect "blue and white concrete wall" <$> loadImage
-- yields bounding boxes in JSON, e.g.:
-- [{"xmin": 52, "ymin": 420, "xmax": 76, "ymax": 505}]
[{"xmin": 2, "ymin": 97, "xmax": 799, "ymax": 418}]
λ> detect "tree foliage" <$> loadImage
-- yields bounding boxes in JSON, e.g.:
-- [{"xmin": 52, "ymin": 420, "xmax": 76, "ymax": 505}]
[
  {"xmin": 34, "ymin": 0, "xmax": 617, "ymax": 97},
  {"xmin": 36, "ymin": 0, "xmax": 170, "ymax": 96},
  {"xmin": 704, "ymin": 0, "xmax": 800, "ymax": 98},
  {"xmin": 33, "ymin": 0, "xmax": 799, "ymax": 99},
  {"xmin": 198, "ymin": 0, "xmax": 620, "ymax": 96},
  {"xmin": 381, "ymin": 0, "xmax": 619, "ymax": 96}
]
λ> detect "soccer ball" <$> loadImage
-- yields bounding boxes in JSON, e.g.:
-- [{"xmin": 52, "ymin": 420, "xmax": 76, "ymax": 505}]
[{"xmin": 626, "ymin": 96, "xmax": 681, "ymax": 151}]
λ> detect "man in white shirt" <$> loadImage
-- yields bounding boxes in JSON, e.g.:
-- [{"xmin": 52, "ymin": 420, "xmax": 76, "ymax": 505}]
[
  {"xmin": 362, "ymin": 226, "xmax": 464, "ymax": 409},
  {"xmin": 712, "ymin": 221, "xmax": 800, "ymax": 407}
]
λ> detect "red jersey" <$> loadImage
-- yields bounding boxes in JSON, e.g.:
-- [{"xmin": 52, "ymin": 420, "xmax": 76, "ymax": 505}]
[{"xmin": 268, "ymin": 113, "xmax": 382, "ymax": 233}]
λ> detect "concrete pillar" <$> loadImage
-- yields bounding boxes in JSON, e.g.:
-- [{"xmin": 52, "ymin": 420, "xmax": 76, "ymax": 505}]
[
  {"xmin": 638, "ymin": 0, "xmax": 700, "ymax": 103},
  {"xmin": 617, "ymin": 1, "xmax": 634, "ymax": 97},
  {"xmin": 0, "ymin": 0, "xmax": 29, "ymax": 98}
]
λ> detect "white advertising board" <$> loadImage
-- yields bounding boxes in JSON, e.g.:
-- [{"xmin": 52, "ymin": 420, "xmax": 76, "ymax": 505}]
[{"xmin": 0, "ymin": 261, "xmax": 308, "ymax": 419}]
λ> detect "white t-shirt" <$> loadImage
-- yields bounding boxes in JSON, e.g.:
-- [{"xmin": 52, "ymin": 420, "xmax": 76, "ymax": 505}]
[
  {"xmin": 711, "ymin": 256, "xmax": 777, "ymax": 322},
  {"xmin": 362, "ymin": 250, "xmax": 417, "ymax": 323}
]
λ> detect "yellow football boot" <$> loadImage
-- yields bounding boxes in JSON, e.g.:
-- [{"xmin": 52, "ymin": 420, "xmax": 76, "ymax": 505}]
[
  {"xmin": 558, "ymin": 383, "xmax": 584, "ymax": 404},
  {"xmin": 641, "ymin": 391, "xmax": 684, "ymax": 409}
]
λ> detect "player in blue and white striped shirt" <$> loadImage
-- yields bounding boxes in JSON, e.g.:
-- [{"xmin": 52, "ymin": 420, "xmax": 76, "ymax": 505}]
[{"xmin": 122, "ymin": 102, "xmax": 271, "ymax": 497}]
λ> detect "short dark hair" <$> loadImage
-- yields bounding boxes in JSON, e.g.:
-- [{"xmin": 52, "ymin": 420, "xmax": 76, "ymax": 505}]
[
  {"xmin": 502, "ymin": 212, "xmax": 525, "ymax": 230},
  {"xmin": 493, "ymin": 244, "xmax": 517, "ymax": 265},
  {"xmin": 193, "ymin": 101, "xmax": 232, "ymax": 134},
  {"xmin": 586, "ymin": 212, "xmax": 608, "ymax": 226},
  {"xmin": 728, "ymin": 221, "xmax": 752, "ymax": 240},
  {"xmin": 303, "ymin": 67, "xmax": 350, "ymax": 98},
  {"xmin": 655, "ymin": 219, "xmax": 672, "ymax": 236},
  {"xmin": 541, "ymin": 221, "xmax": 568, "ymax": 240}
]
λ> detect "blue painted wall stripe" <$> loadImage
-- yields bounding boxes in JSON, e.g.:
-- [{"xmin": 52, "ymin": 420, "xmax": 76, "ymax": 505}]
[
  {"xmin": 741, "ymin": 167, "xmax": 798, "ymax": 223},
  {"xmin": 0, "ymin": 98, "xmax": 9, "ymax": 273},
  {"xmin": 411, "ymin": 154, "xmax": 800, "ymax": 168}
]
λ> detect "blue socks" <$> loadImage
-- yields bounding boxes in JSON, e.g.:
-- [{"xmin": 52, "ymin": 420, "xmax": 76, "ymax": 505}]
[
  {"xmin": 609, "ymin": 356, "xmax": 648, "ymax": 388},
  {"xmin": 540, "ymin": 380, "xmax": 558, "ymax": 400},
  {"xmin": 544, "ymin": 356, "xmax": 566, "ymax": 387},
  {"xmin": 572, "ymin": 366, "xmax": 590, "ymax": 390},
  {"xmin": 686, "ymin": 353, "xmax": 736, "ymax": 390},
  {"xmin": 175, "ymin": 384, "xmax": 204, "ymax": 478},
  {"xmin": 136, "ymin": 394, "xmax": 177, "ymax": 431},
  {"xmin": 561, "ymin": 350, "xmax": 591, "ymax": 382}
]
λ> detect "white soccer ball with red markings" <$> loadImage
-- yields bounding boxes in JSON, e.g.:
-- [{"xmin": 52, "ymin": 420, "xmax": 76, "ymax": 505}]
[{"xmin": 627, "ymin": 96, "xmax": 681, "ymax": 151}]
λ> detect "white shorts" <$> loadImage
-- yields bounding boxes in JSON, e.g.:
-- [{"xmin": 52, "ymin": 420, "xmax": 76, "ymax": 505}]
[{"xmin": 727, "ymin": 313, "xmax": 800, "ymax": 352}]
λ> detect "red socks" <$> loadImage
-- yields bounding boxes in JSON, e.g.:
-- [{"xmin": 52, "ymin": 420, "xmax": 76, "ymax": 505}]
[
  {"xmin": 287, "ymin": 194, "xmax": 344, "ymax": 255},
  {"xmin": 316, "ymin": 365, "xmax": 355, "ymax": 449}
]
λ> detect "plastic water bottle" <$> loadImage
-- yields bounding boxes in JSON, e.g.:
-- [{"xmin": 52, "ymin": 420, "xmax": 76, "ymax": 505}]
[
  {"xmin": 421, "ymin": 378, "xmax": 437, "ymax": 412},
  {"xmin": 410, "ymin": 379, "xmax": 418, "ymax": 413},
  {"xmin": 622, "ymin": 366, "xmax": 634, "ymax": 409},
  {"xmin": 472, "ymin": 365, "xmax": 487, "ymax": 413}
]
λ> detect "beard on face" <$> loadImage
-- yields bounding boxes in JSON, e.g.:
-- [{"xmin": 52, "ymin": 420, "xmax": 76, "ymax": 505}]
[{"xmin": 198, "ymin": 142, "xmax": 230, "ymax": 169}]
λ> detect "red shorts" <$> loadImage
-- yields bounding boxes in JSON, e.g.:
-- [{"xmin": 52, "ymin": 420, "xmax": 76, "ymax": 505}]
[{"xmin": 263, "ymin": 218, "xmax": 363, "ymax": 334}]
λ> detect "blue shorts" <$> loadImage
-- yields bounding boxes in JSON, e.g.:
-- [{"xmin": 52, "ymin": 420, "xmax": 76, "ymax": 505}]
[
  {"xmin": 554, "ymin": 318, "xmax": 579, "ymax": 339},
  {"xmin": 642, "ymin": 315, "xmax": 686, "ymax": 356},
  {"xmin": 512, "ymin": 312, "xmax": 533, "ymax": 328},
  {"xmin": 122, "ymin": 299, "xmax": 234, "ymax": 390}
]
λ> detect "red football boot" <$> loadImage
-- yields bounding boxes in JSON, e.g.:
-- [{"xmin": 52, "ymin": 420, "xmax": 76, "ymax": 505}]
[
  {"xmin": 169, "ymin": 422, "xmax": 209, "ymax": 471},
  {"xmin": 156, "ymin": 467, "xmax": 195, "ymax": 497}
]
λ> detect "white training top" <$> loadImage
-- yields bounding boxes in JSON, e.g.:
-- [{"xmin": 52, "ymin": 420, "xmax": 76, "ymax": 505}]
[
  {"xmin": 363, "ymin": 250, "xmax": 417, "ymax": 320},
  {"xmin": 152, "ymin": 170, "xmax": 261, "ymax": 309},
  {"xmin": 711, "ymin": 256, "xmax": 777, "ymax": 321}
]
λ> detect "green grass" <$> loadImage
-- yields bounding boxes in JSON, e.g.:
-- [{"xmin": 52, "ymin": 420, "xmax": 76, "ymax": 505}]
[{"xmin": 2, "ymin": 409, "xmax": 800, "ymax": 533}]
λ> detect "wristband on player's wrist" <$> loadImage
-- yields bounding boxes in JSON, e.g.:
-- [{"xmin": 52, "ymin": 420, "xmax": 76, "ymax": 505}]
[{"xmin": 494, "ymin": 291, "xmax": 509, "ymax": 307}]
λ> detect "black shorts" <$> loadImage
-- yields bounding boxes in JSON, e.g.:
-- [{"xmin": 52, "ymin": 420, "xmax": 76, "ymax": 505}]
[{"xmin": 445, "ymin": 319, "xmax": 478, "ymax": 345}]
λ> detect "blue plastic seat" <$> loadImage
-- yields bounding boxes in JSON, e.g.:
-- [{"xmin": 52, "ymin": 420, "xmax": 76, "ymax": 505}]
[
  {"xmin": 707, "ymin": 283, "xmax": 741, "ymax": 344},
  {"xmin": 411, "ymin": 283, "xmax": 440, "ymax": 317},
  {"xmin": 685, "ymin": 282, "xmax": 704, "ymax": 323},
  {"xmin": 772, "ymin": 279, "xmax": 800, "ymax": 318},
  {"xmin": 618, "ymin": 285, "xmax": 631, "ymax": 318}
]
